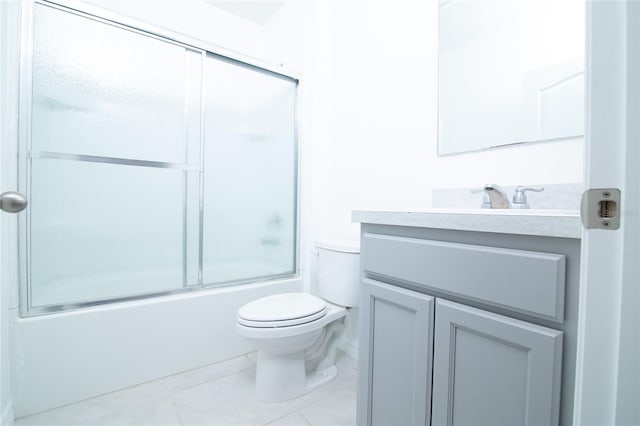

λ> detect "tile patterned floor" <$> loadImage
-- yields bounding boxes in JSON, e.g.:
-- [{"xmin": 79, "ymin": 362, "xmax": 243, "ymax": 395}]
[{"xmin": 14, "ymin": 352, "xmax": 357, "ymax": 426}]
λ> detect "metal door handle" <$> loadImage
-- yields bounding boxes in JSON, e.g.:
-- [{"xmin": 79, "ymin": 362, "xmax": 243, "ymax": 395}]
[{"xmin": 0, "ymin": 191, "xmax": 28, "ymax": 213}]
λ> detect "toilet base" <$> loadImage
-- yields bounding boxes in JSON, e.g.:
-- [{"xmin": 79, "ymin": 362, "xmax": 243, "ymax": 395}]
[
  {"xmin": 253, "ymin": 318, "xmax": 346, "ymax": 402},
  {"xmin": 255, "ymin": 351, "xmax": 340, "ymax": 402},
  {"xmin": 256, "ymin": 350, "xmax": 308, "ymax": 401}
]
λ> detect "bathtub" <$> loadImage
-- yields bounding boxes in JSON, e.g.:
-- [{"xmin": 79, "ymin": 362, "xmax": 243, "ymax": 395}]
[{"xmin": 11, "ymin": 275, "xmax": 301, "ymax": 417}]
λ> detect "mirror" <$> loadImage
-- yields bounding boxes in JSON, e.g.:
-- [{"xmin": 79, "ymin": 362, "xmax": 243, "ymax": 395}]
[{"xmin": 437, "ymin": 0, "xmax": 585, "ymax": 155}]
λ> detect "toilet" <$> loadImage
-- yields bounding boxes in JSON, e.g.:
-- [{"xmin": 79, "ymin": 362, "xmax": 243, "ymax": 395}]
[{"xmin": 236, "ymin": 240, "xmax": 360, "ymax": 402}]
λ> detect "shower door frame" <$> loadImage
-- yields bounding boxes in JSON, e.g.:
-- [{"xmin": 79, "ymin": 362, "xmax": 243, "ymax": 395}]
[{"xmin": 17, "ymin": 0, "xmax": 302, "ymax": 317}]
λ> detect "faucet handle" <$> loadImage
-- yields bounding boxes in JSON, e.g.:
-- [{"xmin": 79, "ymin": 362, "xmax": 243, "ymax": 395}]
[
  {"xmin": 470, "ymin": 188, "xmax": 491, "ymax": 209},
  {"xmin": 512, "ymin": 186, "xmax": 545, "ymax": 208}
]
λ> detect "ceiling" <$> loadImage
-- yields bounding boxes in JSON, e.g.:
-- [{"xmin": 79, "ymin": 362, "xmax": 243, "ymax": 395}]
[{"xmin": 204, "ymin": 1, "xmax": 286, "ymax": 26}]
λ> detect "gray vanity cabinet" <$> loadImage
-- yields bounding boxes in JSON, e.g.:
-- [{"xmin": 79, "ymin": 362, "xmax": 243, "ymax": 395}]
[
  {"xmin": 357, "ymin": 279, "xmax": 434, "ymax": 426},
  {"xmin": 431, "ymin": 299, "xmax": 563, "ymax": 426},
  {"xmin": 356, "ymin": 225, "xmax": 580, "ymax": 426},
  {"xmin": 357, "ymin": 283, "xmax": 563, "ymax": 426}
]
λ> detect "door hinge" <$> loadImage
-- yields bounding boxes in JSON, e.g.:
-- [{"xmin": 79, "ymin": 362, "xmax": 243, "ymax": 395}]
[{"xmin": 580, "ymin": 188, "xmax": 621, "ymax": 230}]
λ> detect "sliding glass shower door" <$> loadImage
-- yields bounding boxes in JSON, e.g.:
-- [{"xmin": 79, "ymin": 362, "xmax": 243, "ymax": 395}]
[
  {"xmin": 22, "ymin": 2, "xmax": 298, "ymax": 315},
  {"xmin": 202, "ymin": 55, "xmax": 297, "ymax": 284}
]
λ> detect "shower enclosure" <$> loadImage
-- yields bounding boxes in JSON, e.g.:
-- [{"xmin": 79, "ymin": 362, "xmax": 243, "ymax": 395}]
[{"xmin": 19, "ymin": 1, "xmax": 299, "ymax": 316}]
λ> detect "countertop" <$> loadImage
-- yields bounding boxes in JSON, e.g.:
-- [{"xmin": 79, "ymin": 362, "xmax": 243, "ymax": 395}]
[{"xmin": 352, "ymin": 209, "xmax": 582, "ymax": 238}]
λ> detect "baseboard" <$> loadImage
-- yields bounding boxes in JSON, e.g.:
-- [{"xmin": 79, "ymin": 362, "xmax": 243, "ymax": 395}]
[{"xmin": 0, "ymin": 402, "xmax": 14, "ymax": 426}]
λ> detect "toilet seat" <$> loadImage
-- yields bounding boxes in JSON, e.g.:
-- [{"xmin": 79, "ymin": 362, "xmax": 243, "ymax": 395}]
[{"xmin": 237, "ymin": 293, "xmax": 328, "ymax": 328}]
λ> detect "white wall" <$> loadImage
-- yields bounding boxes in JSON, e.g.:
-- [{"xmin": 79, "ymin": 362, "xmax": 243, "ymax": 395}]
[
  {"xmin": 309, "ymin": 0, "xmax": 584, "ymax": 244},
  {"xmin": 427, "ymin": 138, "xmax": 583, "ymax": 190}
]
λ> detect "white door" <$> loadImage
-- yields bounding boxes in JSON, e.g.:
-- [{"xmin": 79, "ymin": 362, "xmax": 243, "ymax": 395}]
[
  {"xmin": 1, "ymin": 2, "xmax": 25, "ymax": 424},
  {"xmin": 574, "ymin": 1, "xmax": 640, "ymax": 425},
  {"xmin": 0, "ymin": 90, "xmax": 5, "ymax": 424}
]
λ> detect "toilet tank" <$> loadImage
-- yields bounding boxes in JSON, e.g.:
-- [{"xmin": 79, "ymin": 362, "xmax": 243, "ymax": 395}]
[{"xmin": 315, "ymin": 240, "xmax": 360, "ymax": 307}]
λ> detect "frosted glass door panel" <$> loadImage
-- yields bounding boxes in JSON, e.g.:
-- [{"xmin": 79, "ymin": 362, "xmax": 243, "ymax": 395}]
[
  {"xmin": 31, "ymin": 4, "xmax": 201, "ymax": 164},
  {"xmin": 202, "ymin": 56, "xmax": 297, "ymax": 284},
  {"xmin": 29, "ymin": 160, "xmax": 199, "ymax": 307}
]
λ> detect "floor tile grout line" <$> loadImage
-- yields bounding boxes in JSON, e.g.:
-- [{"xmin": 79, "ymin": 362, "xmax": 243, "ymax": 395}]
[
  {"xmin": 299, "ymin": 411, "xmax": 313, "ymax": 425},
  {"xmin": 174, "ymin": 364, "xmax": 255, "ymax": 394},
  {"xmin": 172, "ymin": 399, "xmax": 185, "ymax": 426},
  {"xmin": 122, "ymin": 354, "xmax": 257, "ymax": 402},
  {"xmin": 262, "ymin": 411, "xmax": 312, "ymax": 426},
  {"xmin": 20, "ymin": 357, "xmax": 255, "ymax": 425},
  {"xmin": 18, "ymin": 353, "xmax": 356, "ymax": 426},
  {"xmin": 173, "ymin": 353, "xmax": 256, "ymax": 385}
]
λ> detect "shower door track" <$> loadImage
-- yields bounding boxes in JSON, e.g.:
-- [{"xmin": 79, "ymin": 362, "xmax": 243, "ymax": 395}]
[{"xmin": 33, "ymin": 0, "xmax": 301, "ymax": 81}]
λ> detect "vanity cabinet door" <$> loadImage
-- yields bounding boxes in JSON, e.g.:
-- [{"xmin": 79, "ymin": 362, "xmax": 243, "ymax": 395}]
[
  {"xmin": 357, "ymin": 279, "xmax": 435, "ymax": 426},
  {"xmin": 431, "ymin": 299, "xmax": 563, "ymax": 426}
]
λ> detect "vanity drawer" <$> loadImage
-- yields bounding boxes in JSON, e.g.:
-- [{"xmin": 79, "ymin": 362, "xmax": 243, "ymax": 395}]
[{"xmin": 362, "ymin": 233, "xmax": 566, "ymax": 322}]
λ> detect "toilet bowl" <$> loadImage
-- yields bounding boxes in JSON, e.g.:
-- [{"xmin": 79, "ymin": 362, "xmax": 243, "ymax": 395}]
[{"xmin": 236, "ymin": 240, "xmax": 360, "ymax": 401}]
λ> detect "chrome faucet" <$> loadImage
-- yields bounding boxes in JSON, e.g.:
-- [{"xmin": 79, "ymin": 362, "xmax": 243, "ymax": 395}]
[{"xmin": 483, "ymin": 184, "xmax": 511, "ymax": 209}]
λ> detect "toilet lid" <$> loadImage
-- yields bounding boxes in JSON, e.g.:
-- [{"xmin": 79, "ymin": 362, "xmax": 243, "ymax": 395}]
[{"xmin": 237, "ymin": 293, "xmax": 327, "ymax": 328}]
